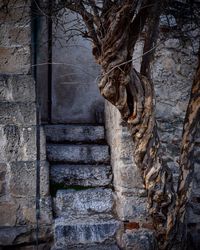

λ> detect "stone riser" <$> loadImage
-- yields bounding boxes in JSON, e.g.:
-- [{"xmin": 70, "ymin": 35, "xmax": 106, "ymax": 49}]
[
  {"xmin": 45, "ymin": 125, "xmax": 105, "ymax": 143},
  {"xmin": 47, "ymin": 144, "xmax": 110, "ymax": 164},
  {"xmin": 55, "ymin": 188, "xmax": 114, "ymax": 217},
  {"xmin": 50, "ymin": 164, "xmax": 112, "ymax": 187},
  {"xmin": 54, "ymin": 216, "xmax": 121, "ymax": 248}
]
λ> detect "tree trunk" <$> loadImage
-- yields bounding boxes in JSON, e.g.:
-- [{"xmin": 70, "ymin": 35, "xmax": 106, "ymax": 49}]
[
  {"xmin": 92, "ymin": 2, "xmax": 177, "ymax": 248},
  {"xmin": 61, "ymin": 1, "xmax": 200, "ymax": 248},
  {"xmin": 168, "ymin": 50, "xmax": 200, "ymax": 249}
]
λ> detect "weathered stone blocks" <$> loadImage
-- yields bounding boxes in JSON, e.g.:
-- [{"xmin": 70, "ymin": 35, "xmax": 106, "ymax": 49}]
[
  {"xmin": 47, "ymin": 144, "xmax": 110, "ymax": 164},
  {"xmin": 116, "ymin": 195, "xmax": 148, "ymax": 222},
  {"xmin": 0, "ymin": 1, "xmax": 51, "ymax": 247},
  {"xmin": 0, "ymin": 226, "xmax": 27, "ymax": 245},
  {"xmin": 0, "ymin": 24, "xmax": 30, "ymax": 47},
  {"xmin": 54, "ymin": 215, "xmax": 121, "ymax": 248},
  {"xmin": 105, "ymin": 101, "xmax": 148, "ymax": 222},
  {"xmin": 52, "ymin": 244, "xmax": 120, "ymax": 250},
  {"xmin": 50, "ymin": 164, "xmax": 112, "ymax": 187},
  {"xmin": 0, "ymin": 225, "xmax": 53, "ymax": 246},
  {"xmin": 0, "ymin": 125, "xmax": 46, "ymax": 162},
  {"xmin": 0, "ymin": 103, "xmax": 36, "ymax": 125},
  {"xmin": 121, "ymin": 229, "xmax": 157, "ymax": 250},
  {"xmin": 0, "ymin": 75, "xmax": 35, "ymax": 102},
  {"xmin": 45, "ymin": 124, "xmax": 105, "ymax": 143},
  {"xmin": 0, "ymin": 47, "xmax": 30, "ymax": 74},
  {"xmin": 55, "ymin": 188, "xmax": 114, "ymax": 217},
  {"xmin": 0, "ymin": 0, "xmax": 31, "ymax": 24},
  {"xmin": 0, "ymin": 163, "xmax": 6, "ymax": 196},
  {"xmin": 9, "ymin": 161, "xmax": 49, "ymax": 197},
  {"xmin": 0, "ymin": 202, "xmax": 18, "ymax": 226}
]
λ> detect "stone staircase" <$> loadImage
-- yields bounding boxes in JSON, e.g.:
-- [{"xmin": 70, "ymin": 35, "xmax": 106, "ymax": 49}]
[{"xmin": 45, "ymin": 125, "xmax": 121, "ymax": 250}]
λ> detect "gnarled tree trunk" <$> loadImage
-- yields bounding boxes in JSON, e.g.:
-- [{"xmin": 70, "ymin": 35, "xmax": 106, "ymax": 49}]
[
  {"xmin": 58, "ymin": 0, "xmax": 200, "ymax": 248},
  {"xmin": 91, "ymin": 1, "xmax": 177, "ymax": 248}
]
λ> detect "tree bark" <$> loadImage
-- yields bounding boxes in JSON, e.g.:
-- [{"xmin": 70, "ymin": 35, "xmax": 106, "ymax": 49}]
[
  {"xmin": 92, "ymin": 1, "xmax": 177, "ymax": 248},
  {"xmin": 61, "ymin": 1, "xmax": 200, "ymax": 249}
]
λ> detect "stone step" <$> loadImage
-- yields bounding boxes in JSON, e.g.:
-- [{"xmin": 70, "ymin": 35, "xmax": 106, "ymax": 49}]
[
  {"xmin": 45, "ymin": 125, "xmax": 105, "ymax": 143},
  {"xmin": 55, "ymin": 188, "xmax": 114, "ymax": 217},
  {"xmin": 54, "ymin": 215, "xmax": 121, "ymax": 248},
  {"xmin": 47, "ymin": 144, "xmax": 110, "ymax": 164},
  {"xmin": 50, "ymin": 164, "xmax": 112, "ymax": 187},
  {"xmin": 52, "ymin": 244, "xmax": 120, "ymax": 250}
]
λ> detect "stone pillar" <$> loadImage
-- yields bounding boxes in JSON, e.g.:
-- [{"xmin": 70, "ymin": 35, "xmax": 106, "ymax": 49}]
[
  {"xmin": 105, "ymin": 102, "xmax": 154, "ymax": 249},
  {"xmin": 0, "ymin": 1, "xmax": 52, "ymax": 247}
]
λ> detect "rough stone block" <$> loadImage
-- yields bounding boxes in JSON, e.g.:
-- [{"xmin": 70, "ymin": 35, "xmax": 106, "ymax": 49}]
[
  {"xmin": 116, "ymin": 194, "xmax": 148, "ymax": 221},
  {"xmin": 113, "ymin": 161, "xmax": 144, "ymax": 191},
  {"xmin": 9, "ymin": 161, "xmax": 49, "ymax": 197},
  {"xmin": 45, "ymin": 124, "xmax": 105, "ymax": 143},
  {"xmin": 194, "ymin": 147, "xmax": 200, "ymax": 164},
  {"xmin": 13, "ymin": 243, "xmax": 51, "ymax": 250},
  {"xmin": 0, "ymin": 46, "xmax": 30, "ymax": 74},
  {"xmin": 105, "ymin": 101, "xmax": 144, "ymax": 192},
  {"xmin": 0, "ymin": 1, "xmax": 30, "ymax": 24},
  {"xmin": 55, "ymin": 188, "xmax": 114, "ymax": 217},
  {"xmin": 82, "ymin": 245, "xmax": 120, "ymax": 250},
  {"xmin": 0, "ymin": 125, "xmax": 46, "ymax": 162},
  {"xmin": 0, "ymin": 181, "xmax": 6, "ymax": 196},
  {"xmin": 18, "ymin": 196, "xmax": 52, "ymax": 225},
  {"xmin": 0, "ymin": 103, "xmax": 36, "ymax": 125},
  {"xmin": 54, "ymin": 215, "xmax": 121, "ymax": 247},
  {"xmin": 50, "ymin": 164, "xmax": 112, "ymax": 187},
  {"xmin": 121, "ymin": 229, "xmax": 156, "ymax": 250},
  {"xmin": 47, "ymin": 144, "xmax": 110, "ymax": 164},
  {"xmin": 187, "ymin": 205, "xmax": 200, "ymax": 224},
  {"xmin": 0, "ymin": 24, "xmax": 30, "ymax": 47},
  {"xmin": 0, "ymin": 163, "xmax": 6, "ymax": 196},
  {"xmin": 0, "ymin": 225, "xmax": 52, "ymax": 246},
  {"xmin": 0, "ymin": 202, "xmax": 18, "ymax": 226},
  {"xmin": 52, "ymin": 244, "xmax": 120, "ymax": 250},
  {"xmin": 0, "ymin": 75, "xmax": 35, "ymax": 102},
  {"xmin": 0, "ymin": 226, "xmax": 27, "ymax": 245}
]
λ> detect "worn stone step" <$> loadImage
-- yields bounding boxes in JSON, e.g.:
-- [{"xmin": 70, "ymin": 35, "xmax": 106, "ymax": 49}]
[
  {"xmin": 52, "ymin": 244, "xmax": 120, "ymax": 250},
  {"xmin": 47, "ymin": 144, "xmax": 110, "ymax": 164},
  {"xmin": 45, "ymin": 125, "xmax": 105, "ymax": 143},
  {"xmin": 50, "ymin": 164, "xmax": 112, "ymax": 187},
  {"xmin": 54, "ymin": 215, "xmax": 121, "ymax": 248},
  {"xmin": 55, "ymin": 188, "xmax": 114, "ymax": 217}
]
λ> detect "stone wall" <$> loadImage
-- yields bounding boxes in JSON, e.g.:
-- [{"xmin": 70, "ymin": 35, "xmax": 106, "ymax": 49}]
[
  {"xmin": 0, "ymin": 1, "xmax": 52, "ymax": 248},
  {"xmin": 105, "ymin": 21, "xmax": 200, "ymax": 249},
  {"xmin": 0, "ymin": 1, "xmax": 200, "ymax": 249}
]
